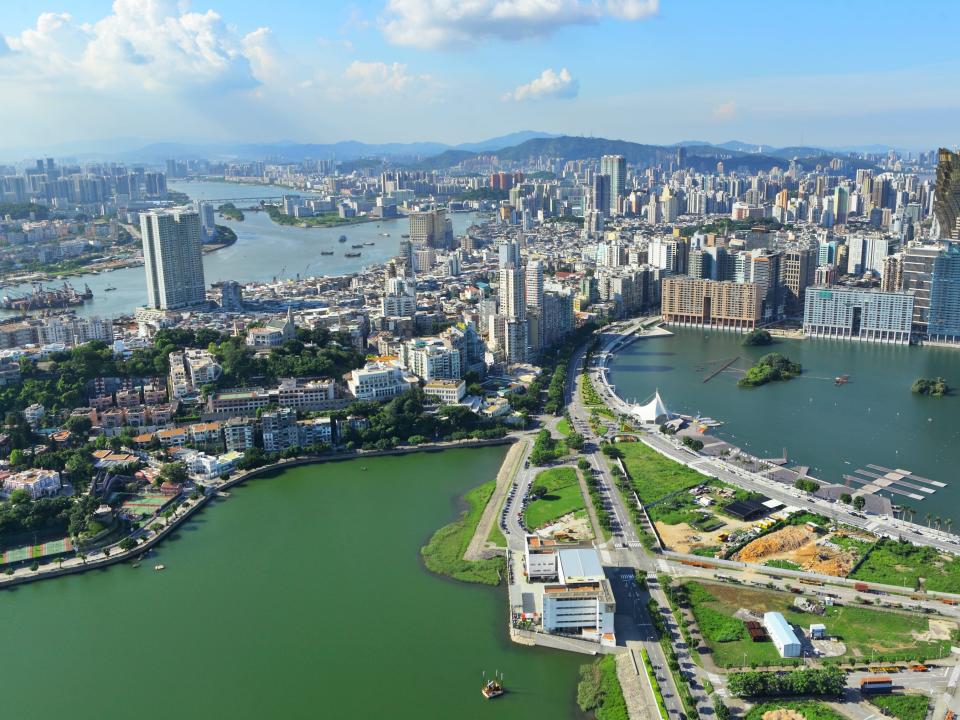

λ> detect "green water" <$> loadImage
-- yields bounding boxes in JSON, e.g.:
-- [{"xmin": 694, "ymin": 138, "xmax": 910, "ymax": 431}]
[
  {"xmin": 609, "ymin": 328, "xmax": 960, "ymax": 521},
  {"xmin": 2, "ymin": 448, "xmax": 583, "ymax": 719}
]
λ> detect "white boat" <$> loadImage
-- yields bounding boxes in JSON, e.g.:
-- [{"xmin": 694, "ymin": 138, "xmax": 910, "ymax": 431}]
[{"xmin": 154, "ymin": 564, "xmax": 165, "ymax": 571}]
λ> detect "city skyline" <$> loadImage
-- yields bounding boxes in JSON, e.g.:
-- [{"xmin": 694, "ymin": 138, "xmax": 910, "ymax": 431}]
[{"xmin": 1, "ymin": 0, "xmax": 959, "ymax": 154}]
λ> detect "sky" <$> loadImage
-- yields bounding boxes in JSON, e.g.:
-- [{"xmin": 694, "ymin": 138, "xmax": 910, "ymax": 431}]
[{"xmin": 1, "ymin": 0, "xmax": 959, "ymax": 154}]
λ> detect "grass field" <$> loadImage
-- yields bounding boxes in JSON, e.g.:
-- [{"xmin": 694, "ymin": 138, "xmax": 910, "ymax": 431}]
[
  {"xmin": 619, "ymin": 441, "xmax": 707, "ymax": 504},
  {"xmin": 525, "ymin": 467, "xmax": 586, "ymax": 530},
  {"xmin": 765, "ymin": 559, "xmax": 803, "ymax": 571},
  {"xmin": 557, "ymin": 418, "xmax": 573, "ymax": 436},
  {"xmin": 577, "ymin": 654, "xmax": 630, "ymax": 720},
  {"xmin": 867, "ymin": 694, "xmax": 930, "ymax": 720},
  {"xmin": 852, "ymin": 538, "xmax": 960, "ymax": 593},
  {"xmin": 745, "ymin": 702, "xmax": 846, "ymax": 720},
  {"xmin": 420, "ymin": 479, "xmax": 504, "ymax": 585},
  {"xmin": 682, "ymin": 580, "xmax": 951, "ymax": 667}
]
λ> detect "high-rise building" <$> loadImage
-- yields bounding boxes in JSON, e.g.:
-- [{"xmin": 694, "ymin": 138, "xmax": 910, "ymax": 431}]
[
  {"xmin": 525, "ymin": 260, "xmax": 544, "ymax": 310},
  {"xmin": 803, "ymin": 288, "xmax": 914, "ymax": 345},
  {"xmin": 933, "ymin": 148, "xmax": 960, "ymax": 240},
  {"xmin": 881, "ymin": 253, "xmax": 904, "ymax": 292},
  {"xmin": 780, "ymin": 248, "xmax": 815, "ymax": 316},
  {"xmin": 590, "ymin": 173, "xmax": 610, "ymax": 219},
  {"xmin": 927, "ymin": 243, "xmax": 960, "ymax": 343},
  {"xmin": 661, "ymin": 277, "xmax": 762, "ymax": 331},
  {"xmin": 409, "ymin": 209, "xmax": 452, "ymax": 248},
  {"xmin": 600, "ymin": 155, "xmax": 626, "ymax": 216},
  {"xmin": 140, "ymin": 208, "xmax": 206, "ymax": 310}
]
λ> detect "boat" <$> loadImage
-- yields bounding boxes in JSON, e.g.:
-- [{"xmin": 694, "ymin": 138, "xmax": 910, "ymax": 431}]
[
  {"xmin": 338, "ymin": 234, "xmax": 348, "ymax": 243},
  {"xmin": 351, "ymin": 244, "xmax": 363, "ymax": 248},
  {"xmin": 154, "ymin": 564, "xmax": 165, "ymax": 571},
  {"xmin": 401, "ymin": 233, "xmax": 410, "ymax": 238},
  {"xmin": 380, "ymin": 232, "xmax": 390, "ymax": 237},
  {"xmin": 104, "ymin": 286, "xmax": 117, "ymax": 292},
  {"xmin": 1, "ymin": 280, "xmax": 93, "ymax": 310},
  {"xmin": 320, "ymin": 250, "xmax": 335, "ymax": 256},
  {"xmin": 344, "ymin": 252, "xmax": 361, "ymax": 258},
  {"xmin": 482, "ymin": 672, "xmax": 505, "ymax": 699},
  {"xmin": 835, "ymin": 375, "xmax": 850, "ymax": 386}
]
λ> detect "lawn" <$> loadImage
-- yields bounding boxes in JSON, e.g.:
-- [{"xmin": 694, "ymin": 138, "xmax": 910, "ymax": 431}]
[
  {"xmin": 851, "ymin": 538, "xmax": 960, "ymax": 593},
  {"xmin": 682, "ymin": 580, "xmax": 951, "ymax": 668},
  {"xmin": 746, "ymin": 702, "xmax": 846, "ymax": 720},
  {"xmin": 577, "ymin": 654, "xmax": 630, "ymax": 720},
  {"xmin": 765, "ymin": 559, "xmax": 803, "ymax": 571},
  {"xmin": 867, "ymin": 694, "xmax": 930, "ymax": 720},
  {"xmin": 557, "ymin": 418, "xmax": 573, "ymax": 436},
  {"xmin": 420, "ymin": 479, "xmax": 505, "ymax": 585},
  {"xmin": 619, "ymin": 441, "xmax": 707, "ymax": 504},
  {"xmin": 525, "ymin": 467, "xmax": 587, "ymax": 530}
]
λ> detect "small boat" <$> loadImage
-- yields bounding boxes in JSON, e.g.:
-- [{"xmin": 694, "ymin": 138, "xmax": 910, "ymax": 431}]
[
  {"xmin": 363, "ymin": 241, "xmax": 375, "ymax": 246},
  {"xmin": 338, "ymin": 235, "xmax": 348, "ymax": 243},
  {"xmin": 835, "ymin": 375, "xmax": 850, "ymax": 386},
  {"xmin": 351, "ymin": 244, "xmax": 363, "ymax": 248},
  {"xmin": 401, "ymin": 233, "xmax": 410, "ymax": 238},
  {"xmin": 320, "ymin": 250, "xmax": 334, "ymax": 256},
  {"xmin": 380, "ymin": 232, "xmax": 390, "ymax": 237},
  {"xmin": 104, "ymin": 286, "xmax": 117, "ymax": 292},
  {"xmin": 154, "ymin": 564, "xmax": 165, "ymax": 571},
  {"xmin": 344, "ymin": 252, "xmax": 361, "ymax": 258},
  {"xmin": 482, "ymin": 672, "xmax": 505, "ymax": 699}
]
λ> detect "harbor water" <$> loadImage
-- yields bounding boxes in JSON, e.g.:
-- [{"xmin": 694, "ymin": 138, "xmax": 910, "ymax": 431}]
[
  {"xmin": 1, "ymin": 180, "xmax": 480, "ymax": 319},
  {"xmin": 608, "ymin": 327, "xmax": 960, "ymax": 521}
]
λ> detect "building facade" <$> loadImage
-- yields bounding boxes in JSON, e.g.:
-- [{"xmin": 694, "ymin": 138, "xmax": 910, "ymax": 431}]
[{"xmin": 803, "ymin": 287, "xmax": 914, "ymax": 344}]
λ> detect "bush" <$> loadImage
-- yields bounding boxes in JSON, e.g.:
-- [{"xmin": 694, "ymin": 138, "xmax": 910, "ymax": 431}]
[{"xmin": 795, "ymin": 478, "xmax": 820, "ymax": 493}]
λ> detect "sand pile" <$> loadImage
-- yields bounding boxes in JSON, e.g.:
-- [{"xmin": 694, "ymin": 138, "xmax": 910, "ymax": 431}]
[
  {"xmin": 762, "ymin": 709, "xmax": 805, "ymax": 720},
  {"xmin": 735, "ymin": 526, "xmax": 812, "ymax": 563}
]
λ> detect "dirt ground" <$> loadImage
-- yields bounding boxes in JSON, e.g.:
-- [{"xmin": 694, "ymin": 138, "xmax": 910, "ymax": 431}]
[
  {"xmin": 914, "ymin": 619, "xmax": 957, "ymax": 642},
  {"xmin": 734, "ymin": 526, "xmax": 862, "ymax": 577},
  {"xmin": 537, "ymin": 512, "xmax": 594, "ymax": 542},
  {"xmin": 655, "ymin": 515, "xmax": 757, "ymax": 555}
]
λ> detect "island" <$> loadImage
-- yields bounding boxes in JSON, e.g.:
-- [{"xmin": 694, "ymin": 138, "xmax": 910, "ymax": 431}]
[
  {"xmin": 217, "ymin": 202, "xmax": 245, "ymax": 221},
  {"xmin": 737, "ymin": 352, "xmax": 802, "ymax": 388},
  {"xmin": 912, "ymin": 376, "xmax": 949, "ymax": 396},
  {"xmin": 741, "ymin": 328, "xmax": 773, "ymax": 346}
]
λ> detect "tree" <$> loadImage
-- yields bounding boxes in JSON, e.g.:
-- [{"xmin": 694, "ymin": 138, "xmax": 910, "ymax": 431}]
[
  {"xmin": 530, "ymin": 483, "xmax": 548, "ymax": 499},
  {"xmin": 159, "ymin": 462, "xmax": 188, "ymax": 485},
  {"xmin": 852, "ymin": 495, "xmax": 866, "ymax": 511},
  {"xmin": 577, "ymin": 458, "xmax": 591, "ymax": 472},
  {"xmin": 839, "ymin": 493, "xmax": 852, "ymax": 504},
  {"xmin": 118, "ymin": 537, "xmax": 137, "ymax": 551},
  {"xmin": 565, "ymin": 432, "xmax": 585, "ymax": 451}
]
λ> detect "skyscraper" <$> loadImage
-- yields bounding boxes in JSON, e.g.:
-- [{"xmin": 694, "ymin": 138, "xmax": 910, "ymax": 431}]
[
  {"xmin": 590, "ymin": 173, "xmax": 611, "ymax": 219},
  {"xmin": 140, "ymin": 208, "xmax": 206, "ymax": 310},
  {"xmin": 600, "ymin": 154, "xmax": 626, "ymax": 216},
  {"xmin": 409, "ymin": 209, "xmax": 452, "ymax": 248},
  {"xmin": 933, "ymin": 148, "xmax": 960, "ymax": 240}
]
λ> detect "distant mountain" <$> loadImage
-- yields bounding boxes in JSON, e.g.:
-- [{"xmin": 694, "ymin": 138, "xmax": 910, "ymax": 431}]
[
  {"xmin": 4, "ymin": 131, "xmax": 561, "ymax": 164},
  {"xmin": 408, "ymin": 135, "xmax": 879, "ymax": 173}
]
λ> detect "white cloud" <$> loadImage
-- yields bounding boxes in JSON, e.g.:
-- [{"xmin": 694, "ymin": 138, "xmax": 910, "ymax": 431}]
[
  {"xmin": 503, "ymin": 67, "xmax": 578, "ymax": 101},
  {"xmin": 712, "ymin": 100, "xmax": 736, "ymax": 121},
  {"xmin": 381, "ymin": 0, "xmax": 658, "ymax": 49},
  {"xmin": 1, "ymin": 1, "xmax": 263, "ymax": 93},
  {"xmin": 343, "ymin": 60, "xmax": 431, "ymax": 94}
]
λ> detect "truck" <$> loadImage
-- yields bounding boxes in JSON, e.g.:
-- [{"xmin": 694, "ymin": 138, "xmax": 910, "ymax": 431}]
[
  {"xmin": 860, "ymin": 677, "xmax": 893, "ymax": 693},
  {"xmin": 854, "ymin": 582, "xmax": 871, "ymax": 593}
]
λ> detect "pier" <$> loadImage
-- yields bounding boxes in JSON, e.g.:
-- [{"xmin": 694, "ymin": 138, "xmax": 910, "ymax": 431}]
[{"xmin": 702, "ymin": 356, "xmax": 740, "ymax": 383}]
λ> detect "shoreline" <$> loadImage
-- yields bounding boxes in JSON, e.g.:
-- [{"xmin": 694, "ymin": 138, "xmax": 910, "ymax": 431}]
[{"xmin": 0, "ymin": 437, "xmax": 514, "ymax": 590}]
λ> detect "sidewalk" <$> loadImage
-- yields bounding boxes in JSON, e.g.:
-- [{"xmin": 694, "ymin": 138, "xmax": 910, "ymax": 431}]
[{"xmin": 464, "ymin": 437, "xmax": 529, "ymax": 561}]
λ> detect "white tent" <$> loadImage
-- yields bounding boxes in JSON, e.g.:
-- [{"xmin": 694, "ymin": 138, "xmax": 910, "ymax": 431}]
[{"xmin": 633, "ymin": 391, "xmax": 669, "ymax": 425}]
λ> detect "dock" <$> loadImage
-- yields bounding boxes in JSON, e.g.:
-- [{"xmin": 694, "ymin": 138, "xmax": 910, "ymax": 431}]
[
  {"xmin": 843, "ymin": 475, "xmax": 926, "ymax": 501},
  {"xmin": 702, "ymin": 356, "xmax": 740, "ymax": 383}
]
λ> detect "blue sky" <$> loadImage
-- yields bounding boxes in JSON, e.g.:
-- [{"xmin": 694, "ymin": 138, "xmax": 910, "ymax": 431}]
[{"xmin": 1, "ymin": 0, "xmax": 958, "ymax": 153}]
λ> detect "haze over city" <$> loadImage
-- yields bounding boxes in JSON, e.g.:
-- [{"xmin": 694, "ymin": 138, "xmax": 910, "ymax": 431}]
[{"xmin": 1, "ymin": 0, "xmax": 959, "ymax": 153}]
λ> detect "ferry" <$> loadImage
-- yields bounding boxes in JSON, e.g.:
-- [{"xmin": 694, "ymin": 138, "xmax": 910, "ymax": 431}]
[
  {"xmin": 482, "ymin": 672, "xmax": 505, "ymax": 699},
  {"xmin": 344, "ymin": 252, "xmax": 361, "ymax": 258},
  {"xmin": 338, "ymin": 234, "xmax": 348, "ymax": 243}
]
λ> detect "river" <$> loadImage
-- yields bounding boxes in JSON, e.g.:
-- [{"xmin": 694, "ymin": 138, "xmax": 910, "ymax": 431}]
[
  {"xmin": 609, "ymin": 327, "xmax": 960, "ymax": 522},
  {"xmin": 2, "ymin": 447, "xmax": 584, "ymax": 720},
  {"xmin": 1, "ymin": 180, "xmax": 481, "ymax": 319}
]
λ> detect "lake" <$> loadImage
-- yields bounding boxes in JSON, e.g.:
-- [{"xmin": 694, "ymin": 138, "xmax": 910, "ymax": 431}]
[{"xmin": 1, "ymin": 448, "xmax": 584, "ymax": 719}]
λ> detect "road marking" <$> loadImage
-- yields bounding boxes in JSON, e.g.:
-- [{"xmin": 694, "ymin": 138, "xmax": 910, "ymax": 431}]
[{"xmin": 948, "ymin": 664, "xmax": 960, "ymax": 689}]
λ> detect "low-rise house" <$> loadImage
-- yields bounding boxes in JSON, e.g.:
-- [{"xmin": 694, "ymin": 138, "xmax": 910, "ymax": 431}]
[
  {"xmin": 347, "ymin": 361, "xmax": 416, "ymax": 401},
  {"xmin": 423, "ymin": 379, "xmax": 466, "ymax": 404},
  {"xmin": 0, "ymin": 468, "xmax": 61, "ymax": 499}
]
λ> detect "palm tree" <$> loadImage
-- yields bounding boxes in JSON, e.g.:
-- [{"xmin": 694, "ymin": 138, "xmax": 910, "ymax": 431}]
[
  {"xmin": 946, "ymin": 518, "xmax": 954, "ymax": 534},
  {"xmin": 936, "ymin": 517, "xmax": 942, "ymax": 531},
  {"xmin": 926, "ymin": 513, "xmax": 932, "ymax": 528}
]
